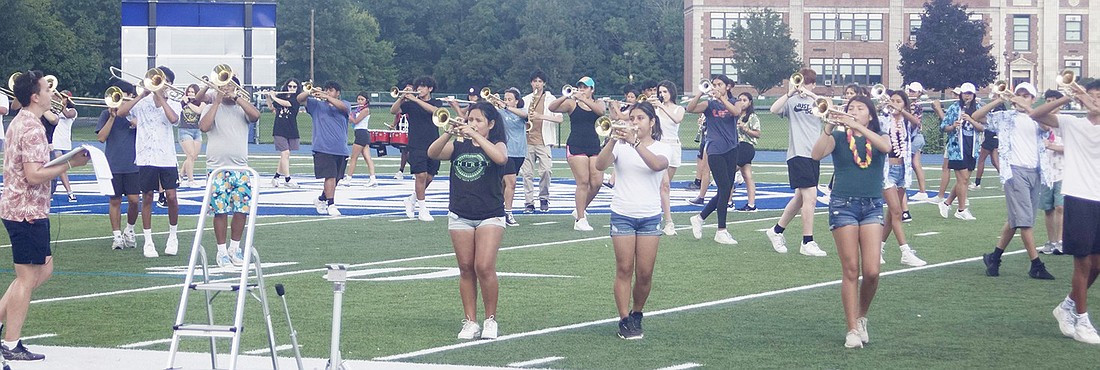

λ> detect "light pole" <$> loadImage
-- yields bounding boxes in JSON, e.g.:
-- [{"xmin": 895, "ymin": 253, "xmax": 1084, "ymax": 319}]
[
  {"xmin": 1002, "ymin": 50, "xmax": 1019, "ymax": 83},
  {"xmin": 624, "ymin": 52, "xmax": 639, "ymax": 85}
]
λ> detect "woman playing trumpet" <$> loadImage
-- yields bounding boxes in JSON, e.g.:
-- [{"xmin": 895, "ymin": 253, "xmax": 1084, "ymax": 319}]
[
  {"xmin": 686, "ymin": 74, "xmax": 744, "ymax": 244},
  {"xmin": 879, "ymin": 90, "xmax": 928, "ymax": 267},
  {"xmin": 548, "ymin": 76, "xmax": 605, "ymax": 231}
]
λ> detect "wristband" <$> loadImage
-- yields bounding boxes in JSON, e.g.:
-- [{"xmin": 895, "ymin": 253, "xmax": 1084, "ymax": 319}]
[{"xmin": 632, "ymin": 139, "xmax": 641, "ymax": 148}]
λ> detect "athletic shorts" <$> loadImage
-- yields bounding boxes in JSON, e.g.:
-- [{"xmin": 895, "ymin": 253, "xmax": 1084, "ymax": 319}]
[
  {"xmin": 1063, "ymin": 195, "xmax": 1100, "ymax": 256},
  {"xmin": 313, "ymin": 152, "xmax": 348, "ymax": 179},
  {"xmin": 504, "ymin": 157, "xmax": 526, "ymax": 176},
  {"xmin": 447, "ymin": 212, "xmax": 506, "ymax": 230},
  {"xmin": 409, "ymin": 149, "xmax": 440, "ymax": 175},
  {"xmin": 139, "ymin": 166, "xmax": 180, "ymax": 192},
  {"xmin": 948, "ymin": 137, "xmax": 976, "ymax": 171},
  {"xmin": 567, "ymin": 145, "xmax": 600, "ymax": 157},
  {"xmin": 4, "ymin": 219, "xmax": 51, "ymax": 265},
  {"xmin": 111, "ymin": 172, "xmax": 141, "ymax": 197},
  {"xmin": 662, "ymin": 141, "xmax": 683, "ymax": 167},
  {"xmin": 1003, "ymin": 166, "xmax": 1040, "ymax": 229},
  {"xmin": 178, "ymin": 128, "xmax": 202, "ymax": 142},
  {"xmin": 1039, "ymin": 181, "xmax": 1064, "ymax": 211},
  {"xmin": 981, "ymin": 133, "xmax": 999, "ymax": 152},
  {"xmin": 787, "ymin": 156, "xmax": 821, "ymax": 189},
  {"xmin": 828, "ymin": 197, "xmax": 884, "ymax": 231},
  {"xmin": 736, "ymin": 143, "xmax": 756, "ymax": 167},
  {"xmin": 207, "ymin": 169, "xmax": 253, "ymax": 215},
  {"xmin": 353, "ymin": 129, "xmax": 370, "ymax": 146},
  {"xmin": 609, "ymin": 212, "xmax": 663, "ymax": 237},
  {"xmin": 274, "ymin": 136, "xmax": 300, "ymax": 152}
]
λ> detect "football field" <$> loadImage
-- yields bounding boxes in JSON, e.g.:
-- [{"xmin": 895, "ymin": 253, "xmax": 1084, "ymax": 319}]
[{"xmin": 2, "ymin": 154, "xmax": 1094, "ymax": 369}]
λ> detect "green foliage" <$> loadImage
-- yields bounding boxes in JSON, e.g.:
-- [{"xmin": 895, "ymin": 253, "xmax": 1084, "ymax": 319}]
[
  {"xmin": 277, "ymin": 0, "xmax": 397, "ymax": 92},
  {"xmin": 726, "ymin": 8, "xmax": 801, "ymax": 94},
  {"xmin": 899, "ymin": 0, "xmax": 998, "ymax": 91}
]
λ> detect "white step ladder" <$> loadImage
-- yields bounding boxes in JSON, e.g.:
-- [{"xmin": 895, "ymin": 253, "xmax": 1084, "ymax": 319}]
[{"xmin": 165, "ymin": 167, "xmax": 280, "ymax": 370}]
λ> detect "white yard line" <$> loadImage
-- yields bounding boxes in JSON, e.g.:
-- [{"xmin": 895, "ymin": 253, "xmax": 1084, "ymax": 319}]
[
  {"xmin": 915, "ymin": 231, "xmax": 941, "ymax": 236},
  {"xmin": 21, "ymin": 333, "xmax": 57, "ymax": 341},
  {"xmin": 506, "ymin": 356, "xmax": 565, "ymax": 367},
  {"xmin": 243, "ymin": 344, "xmax": 296, "ymax": 355},
  {"xmin": 530, "ymin": 222, "xmax": 558, "ymax": 226},
  {"xmin": 655, "ymin": 363, "xmax": 702, "ymax": 370},
  {"xmin": 118, "ymin": 338, "xmax": 172, "ymax": 349}
]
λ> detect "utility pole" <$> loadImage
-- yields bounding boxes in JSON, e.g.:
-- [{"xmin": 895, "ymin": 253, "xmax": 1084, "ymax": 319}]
[{"xmin": 310, "ymin": 9, "xmax": 315, "ymax": 82}]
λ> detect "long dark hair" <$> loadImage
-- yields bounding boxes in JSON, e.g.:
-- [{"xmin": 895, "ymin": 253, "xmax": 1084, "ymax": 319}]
[
  {"xmin": 467, "ymin": 101, "xmax": 506, "ymax": 144},
  {"xmin": 711, "ymin": 74, "xmax": 735, "ymax": 100},
  {"xmin": 888, "ymin": 90, "xmax": 911, "ymax": 114},
  {"xmin": 630, "ymin": 101, "xmax": 663, "ymax": 141},
  {"xmin": 959, "ymin": 92, "xmax": 978, "ymax": 114},
  {"xmin": 657, "ymin": 80, "xmax": 678, "ymax": 103},
  {"xmin": 284, "ymin": 78, "xmax": 302, "ymax": 95},
  {"xmin": 738, "ymin": 92, "xmax": 756, "ymax": 123},
  {"xmin": 846, "ymin": 95, "xmax": 881, "ymax": 134}
]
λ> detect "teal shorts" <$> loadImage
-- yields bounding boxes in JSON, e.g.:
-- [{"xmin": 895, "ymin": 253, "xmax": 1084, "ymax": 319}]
[
  {"xmin": 207, "ymin": 170, "xmax": 253, "ymax": 215},
  {"xmin": 1039, "ymin": 181, "xmax": 1063, "ymax": 211}
]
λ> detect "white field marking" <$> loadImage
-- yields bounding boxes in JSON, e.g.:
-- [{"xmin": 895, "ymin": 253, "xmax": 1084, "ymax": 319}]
[
  {"xmin": 374, "ymin": 249, "xmax": 1027, "ymax": 361},
  {"xmin": 507, "ymin": 356, "xmax": 565, "ymax": 367},
  {"xmin": 655, "ymin": 363, "xmax": 703, "ymax": 370},
  {"xmin": 530, "ymin": 221, "xmax": 557, "ymax": 226},
  {"xmin": 21, "ymin": 333, "xmax": 57, "ymax": 341},
  {"xmin": 390, "ymin": 218, "xmax": 419, "ymax": 222},
  {"xmin": 243, "ymin": 344, "xmax": 296, "ymax": 355},
  {"xmin": 755, "ymin": 228, "xmax": 770, "ymax": 232},
  {"xmin": 118, "ymin": 338, "xmax": 172, "ymax": 348},
  {"xmin": 915, "ymin": 231, "xmax": 941, "ymax": 237}
]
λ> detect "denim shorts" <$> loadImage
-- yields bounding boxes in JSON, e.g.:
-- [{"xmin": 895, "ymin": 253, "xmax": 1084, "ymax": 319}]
[
  {"xmin": 828, "ymin": 197, "xmax": 885, "ymax": 231},
  {"xmin": 883, "ymin": 164, "xmax": 906, "ymax": 189},
  {"xmin": 609, "ymin": 212, "xmax": 663, "ymax": 237},
  {"xmin": 447, "ymin": 212, "xmax": 506, "ymax": 230},
  {"xmin": 178, "ymin": 127, "xmax": 202, "ymax": 142},
  {"xmin": 911, "ymin": 133, "xmax": 925, "ymax": 154}
]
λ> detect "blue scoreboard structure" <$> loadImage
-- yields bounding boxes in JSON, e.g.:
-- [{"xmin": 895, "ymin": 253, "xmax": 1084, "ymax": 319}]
[{"xmin": 120, "ymin": 0, "xmax": 277, "ymax": 90}]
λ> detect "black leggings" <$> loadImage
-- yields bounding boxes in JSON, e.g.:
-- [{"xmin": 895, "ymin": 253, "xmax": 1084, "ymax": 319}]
[{"xmin": 700, "ymin": 148, "xmax": 739, "ymax": 229}]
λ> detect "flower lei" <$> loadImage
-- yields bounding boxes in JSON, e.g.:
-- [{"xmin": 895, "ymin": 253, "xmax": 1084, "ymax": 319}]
[
  {"xmin": 847, "ymin": 130, "xmax": 873, "ymax": 169},
  {"xmin": 889, "ymin": 116, "xmax": 909, "ymax": 158}
]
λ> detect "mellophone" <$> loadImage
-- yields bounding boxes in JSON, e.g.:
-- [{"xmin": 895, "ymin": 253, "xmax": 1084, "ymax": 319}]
[{"xmin": 368, "ymin": 130, "xmax": 409, "ymax": 148}]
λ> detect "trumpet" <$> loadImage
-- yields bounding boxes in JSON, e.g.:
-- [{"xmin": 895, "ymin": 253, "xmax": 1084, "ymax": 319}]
[
  {"xmin": 594, "ymin": 116, "xmax": 637, "ymax": 137},
  {"xmin": 561, "ymin": 84, "xmax": 577, "ymax": 98},
  {"xmin": 1057, "ymin": 69, "xmax": 1083, "ymax": 96},
  {"xmin": 699, "ymin": 79, "xmax": 713, "ymax": 95},
  {"xmin": 432, "ymin": 108, "xmax": 469, "ymax": 142},
  {"xmin": 869, "ymin": 84, "xmax": 888, "ymax": 100},
  {"xmin": 812, "ymin": 97, "xmax": 856, "ymax": 125},
  {"xmin": 991, "ymin": 80, "xmax": 1014, "ymax": 100},
  {"xmin": 790, "ymin": 72, "xmax": 818, "ymax": 99},
  {"xmin": 637, "ymin": 94, "xmax": 650, "ymax": 103},
  {"xmin": 302, "ymin": 80, "xmax": 315, "ymax": 92},
  {"xmin": 480, "ymin": 87, "xmax": 505, "ymax": 107},
  {"xmin": 390, "ymin": 86, "xmax": 416, "ymax": 98}
]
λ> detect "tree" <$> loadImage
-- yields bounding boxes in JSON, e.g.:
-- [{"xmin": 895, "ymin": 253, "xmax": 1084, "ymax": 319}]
[
  {"xmin": 726, "ymin": 8, "xmax": 800, "ymax": 95},
  {"xmin": 899, "ymin": 0, "xmax": 997, "ymax": 92},
  {"xmin": 277, "ymin": 0, "xmax": 396, "ymax": 92},
  {"xmin": 0, "ymin": 0, "xmax": 107, "ymax": 97}
]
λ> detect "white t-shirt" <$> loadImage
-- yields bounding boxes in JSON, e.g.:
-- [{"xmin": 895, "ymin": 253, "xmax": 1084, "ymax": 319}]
[
  {"xmin": 656, "ymin": 103, "xmax": 684, "ymax": 144},
  {"xmin": 353, "ymin": 112, "xmax": 370, "ymax": 130},
  {"xmin": 1057, "ymin": 114, "xmax": 1100, "ymax": 201},
  {"xmin": 1005, "ymin": 113, "xmax": 1040, "ymax": 169},
  {"xmin": 611, "ymin": 140, "xmax": 671, "ymax": 218},
  {"xmin": 53, "ymin": 110, "xmax": 76, "ymax": 151},
  {"xmin": 132, "ymin": 96, "xmax": 183, "ymax": 167}
]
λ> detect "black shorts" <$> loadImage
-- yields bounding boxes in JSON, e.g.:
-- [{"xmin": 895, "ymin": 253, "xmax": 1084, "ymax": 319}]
[
  {"xmin": 697, "ymin": 140, "xmax": 707, "ymax": 160},
  {"xmin": 787, "ymin": 156, "xmax": 821, "ymax": 189},
  {"xmin": 4, "ymin": 219, "xmax": 51, "ymax": 265},
  {"xmin": 1063, "ymin": 195, "xmax": 1100, "ymax": 257},
  {"xmin": 505, "ymin": 157, "xmax": 526, "ymax": 175},
  {"xmin": 313, "ymin": 152, "xmax": 348, "ymax": 179},
  {"xmin": 567, "ymin": 145, "xmax": 600, "ymax": 157},
  {"xmin": 139, "ymin": 166, "xmax": 180, "ymax": 192},
  {"xmin": 111, "ymin": 172, "xmax": 141, "ymax": 197},
  {"xmin": 948, "ymin": 137, "xmax": 977, "ymax": 171},
  {"xmin": 353, "ymin": 129, "xmax": 370, "ymax": 146},
  {"xmin": 736, "ymin": 143, "xmax": 756, "ymax": 167},
  {"xmin": 981, "ymin": 134, "xmax": 999, "ymax": 152},
  {"xmin": 409, "ymin": 149, "xmax": 440, "ymax": 175}
]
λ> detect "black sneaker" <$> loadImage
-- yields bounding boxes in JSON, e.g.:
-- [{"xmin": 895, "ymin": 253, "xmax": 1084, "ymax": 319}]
[
  {"xmin": 630, "ymin": 311, "xmax": 644, "ymax": 334},
  {"xmin": 539, "ymin": 199, "xmax": 549, "ymax": 213},
  {"xmin": 156, "ymin": 193, "xmax": 168, "ymax": 208},
  {"xmin": 523, "ymin": 203, "xmax": 535, "ymax": 214},
  {"xmin": 1029, "ymin": 261, "xmax": 1055, "ymax": 280},
  {"xmin": 737, "ymin": 204, "xmax": 758, "ymax": 212},
  {"xmin": 617, "ymin": 316, "xmax": 643, "ymax": 340},
  {"xmin": 901, "ymin": 211, "xmax": 912, "ymax": 223},
  {"xmin": 688, "ymin": 197, "xmax": 705, "ymax": 206},
  {"xmin": 2, "ymin": 341, "xmax": 45, "ymax": 362},
  {"xmin": 983, "ymin": 253, "xmax": 1001, "ymax": 277},
  {"xmin": 505, "ymin": 213, "xmax": 519, "ymax": 227},
  {"xmin": 685, "ymin": 182, "xmax": 701, "ymax": 190}
]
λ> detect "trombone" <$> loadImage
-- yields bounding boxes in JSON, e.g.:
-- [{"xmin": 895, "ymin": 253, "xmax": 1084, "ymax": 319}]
[
  {"xmin": 594, "ymin": 116, "xmax": 637, "ymax": 138},
  {"xmin": 111, "ymin": 66, "xmax": 186, "ymax": 101},
  {"xmin": 432, "ymin": 108, "xmax": 468, "ymax": 142},
  {"xmin": 103, "ymin": 86, "xmax": 133, "ymax": 109},
  {"xmin": 790, "ymin": 72, "xmax": 819, "ymax": 99},
  {"xmin": 389, "ymin": 86, "xmax": 415, "ymax": 98},
  {"xmin": 210, "ymin": 64, "xmax": 251, "ymax": 100}
]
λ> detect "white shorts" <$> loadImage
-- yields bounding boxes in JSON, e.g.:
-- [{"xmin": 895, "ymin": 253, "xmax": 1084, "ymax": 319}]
[
  {"xmin": 447, "ymin": 212, "xmax": 506, "ymax": 230},
  {"xmin": 662, "ymin": 141, "xmax": 682, "ymax": 168}
]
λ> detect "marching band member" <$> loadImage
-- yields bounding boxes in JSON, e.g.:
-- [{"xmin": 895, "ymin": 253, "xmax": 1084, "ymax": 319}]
[
  {"xmin": 115, "ymin": 66, "xmax": 183, "ymax": 258},
  {"xmin": 655, "ymin": 80, "xmax": 685, "ymax": 234},
  {"xmin": 607, "ymin": 85, "xmax": 638, "ymax": 121},
  {"xmin": 905, "ymin": 83, "xmax": 931, "ymax": 202},
  {"xmin": 548, "ymin": 76, "xmax": 605, "ymax": 231},
  {"xmin": 179, "ymin": 84, "xmax": 205, "ymax": 188},
  {"xmin": 930, "ymin": 86, "xmax": 960, "ymax": 203},
  {"xmin": 734, "ymin": 92, "xmax": 760, "ymax": 212},
  {"xmin": 971, "ymin": 82, "xmax": 1055, "ymax": 280},
  {"xmin": 391, "ymin": 80, "xmax": 414, "ymax": 180},
  {"xmin": 267, "ymin": 79, "xmax": 302, "ymax": 189},
  {"xmin": 344, "ymin": 92, "xmax": 378, "ymax": 187},
  {"xmin": 427, "ymin": 101, "xmax": 508, "ymax": 340},
  {"xmin": 767, "ymin": 68, "xmax": 828, "ymax": 256},
  {"xmin": 686, "ymin": 75, "xmax": 743, "ymax": 244},
  {"xmin": 51, "ymin": 92, "xmax": 77, "ymax": 202},
  {"xmin": 1030, "ymin": 81, "xmax": 1100, "ymax": 345},
  {"xmin": 520, "ymin": 70, "xmax": 561, "ymax": 213},
  {"xmin": 1036, "ymin": 90, "xmax": 1066, "ymax": 255},
  {"xmin": 392, "ymin": 76, "xmax": 444, "ymax": 222},
  {"xmin": 687, "ymin": 115, "xmax": 711, "ymax": 205},
  {"xmin": 594, "ymin": 101, "xmax": 670, "ymax": 340},
  {"xmin": 879, "ymin": 90, "xmax": 928, "ymax": 267},
  {"xmin": 296, "ymin": 81, "xmax": 351, "ymax": 216},
  {"xmin": 936, "ymin": 83, "xmax": 980, "ymax": 220},
  {"xmin": 96, "ymin": 81, "xmax": 141, "ymax": 250},
  {"xmin": 811, "ymin": 95, "xmax": 890, "ymax": 349},
  {"xmin": 499, "ymin": 87, "xmax": 528, "ymax": 226}
]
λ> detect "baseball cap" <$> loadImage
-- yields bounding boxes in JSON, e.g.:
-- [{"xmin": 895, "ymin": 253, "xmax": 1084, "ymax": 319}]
[
  {"xmin": 467, "ymin": 86, "xmax": 479, "ymax": 96},
  {"xmin": 959, "ymin": 83, "xmax": 977, "ymax": 95},
  {"xmin": 906, "ymin": 82, "xmax": 924, "ymax": 93},
  {"xmin": 577, "ymin": 76, "xmax": 595, "ymax": 88},
  {"xmin": 1014, "ymin": 82, "xmax": 1038, "ymax": 97}
]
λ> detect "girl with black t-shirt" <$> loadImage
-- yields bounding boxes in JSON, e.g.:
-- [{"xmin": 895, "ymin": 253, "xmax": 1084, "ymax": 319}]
[
  {"xmin": 267, "ymin": 79, "xmax": 302, "ymax": 188},
  {"xmin": 548, "ymin": 77, "xmax": 606, "ymax": 231},
  {"xmin": 427, "ymin": 102, "xmax": 508, "ymax": 340}
]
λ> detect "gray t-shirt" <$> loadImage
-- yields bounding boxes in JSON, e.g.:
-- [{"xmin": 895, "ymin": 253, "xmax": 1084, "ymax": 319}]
[
  {"xmin": 779, "ymin": 95, "xmax": 821, "ymax": 160},
  {"xmin": 201, "ymin": 103, "xmax": 250, "ymax": 168}
]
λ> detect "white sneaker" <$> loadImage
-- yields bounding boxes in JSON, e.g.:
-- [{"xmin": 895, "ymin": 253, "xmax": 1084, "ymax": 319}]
[
  {"xmin": 481, "ymin": 316, "xmax": 498, "ymax": 339},
  {"xmin": 1074, "ymin": 313, "xmax": 1100, "ymax": 344},
  {"xmin": 899, "ymin": 245, "xmax": 927, "ymax": 267},
  {"xmin": 1038, "ymin": 242, "xmax": 1057, "ymax": 255},
  {"xmin": 880, "ymin": 242, "xmax": 886, "ymax": 264},
  {"xmin": 845, "ymin": 329, "xmax": 863, "ymax": 348},
  {"xmin": 164, "ymin": 235, "xmax": 179, "ymax": 256},
  {"xmin": 817, "ymin": 184, "xmax": 832, "ymax": 196},
  {"xmin": 458, "ymin": 319, "xmax": 481, "ymax": 340},
  {"xmin": 216, "ymin": 251, "xmax": 233, "ymax": 269},
  {"xmin": 714, "ymin": 230, "xmax": 738, "ymax": 245},
  {"xmin": 124, "ymin": 230, "xmax": 137, "ymax": 248},
  {"xmin": 271, "ymin": 177, "xmax": 281, "ymax": 188},
  {"xmin": 418, "ymin": 203, "xmax": 434, "ymax": 222},
  {"xmin": 800, "ymin": 241, "xmax": 827, "ymax": 257},
  {"xmin": 856, "ymin": 317, "xmax": 869, "ymax": 343},
  {"xmin": 1053, "ymin": 304, "xmax": 1078, "ymax": 338},
  {"xmin": 187, "ymin": 181, "xmax": 198, "ymax": 188},
  {"xmin": 969, "ymin": 183, "xmax": 980, "ymax": 190},
  {"xmin": 734, "ymin": 171, "xmax": 745, "ymax": 185},
  {"xmin": 403, "ymin": 196, "xmax": 416, "ymax": 218},
  {"xmin": 574, "ymin": 218, "xmax": 594, "ymax": 231},
  {"xmin": 766, "ymin": 229, "xmax": 788, "ymax": 253},
  {"xmin": 394, "ymin": 171, "xmax": 404, "ymax": 180},
  {"xmin": 228, "ymin": 247, "xmax": 244, "ymax": 266},
  {"xmin": 817, "ymin": 194, "xmax": 831, "ymax": 205},
  {"xmin": 910, "ymin": 192, "xmax": 929, "ymax": 201},
  {"xmin": 111, "ymin": 235, "xmax": 125, "ymax": 250},
  {"xmin": 314, "ymin": 198, "xmax": 329, "ymax": 215},
  {"xmin": 328, "ymin": 205, "xmax": 342, "ymax": 217},
  {"xmin": 938, "ymin": 201, "xmax": 950, "ymax": 218},
  {"xmin": 143, "ymin": 240, "xmax": 159, "ymax": 258},
  {"xmin": 284, "ymin": 179, "xmax": 300, "ymax": 189},
  {"xmin": 341, "ymin": 174, "xmax": 353, "ymax": 186},
  {"xmin": 955, "ymin": 208, "xmax": 976, "ymax": 220},
  {"xmin": 689, "ymin": 215, "xmax": 703, "ymax": 240},
  {"xmin": 662, "ymin": 221, "xmax": 677, "ymax": 236},
  {"xmin": 570, "ymin": 209, "xmax": 589, "ymax": 220},
  {"xmin": 930, "ymin": 195, "xmax": 944, "ymax": 204},
  {"xmin": 365, "ymin": 177, "xmax": 378, "ymax": 187}
]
